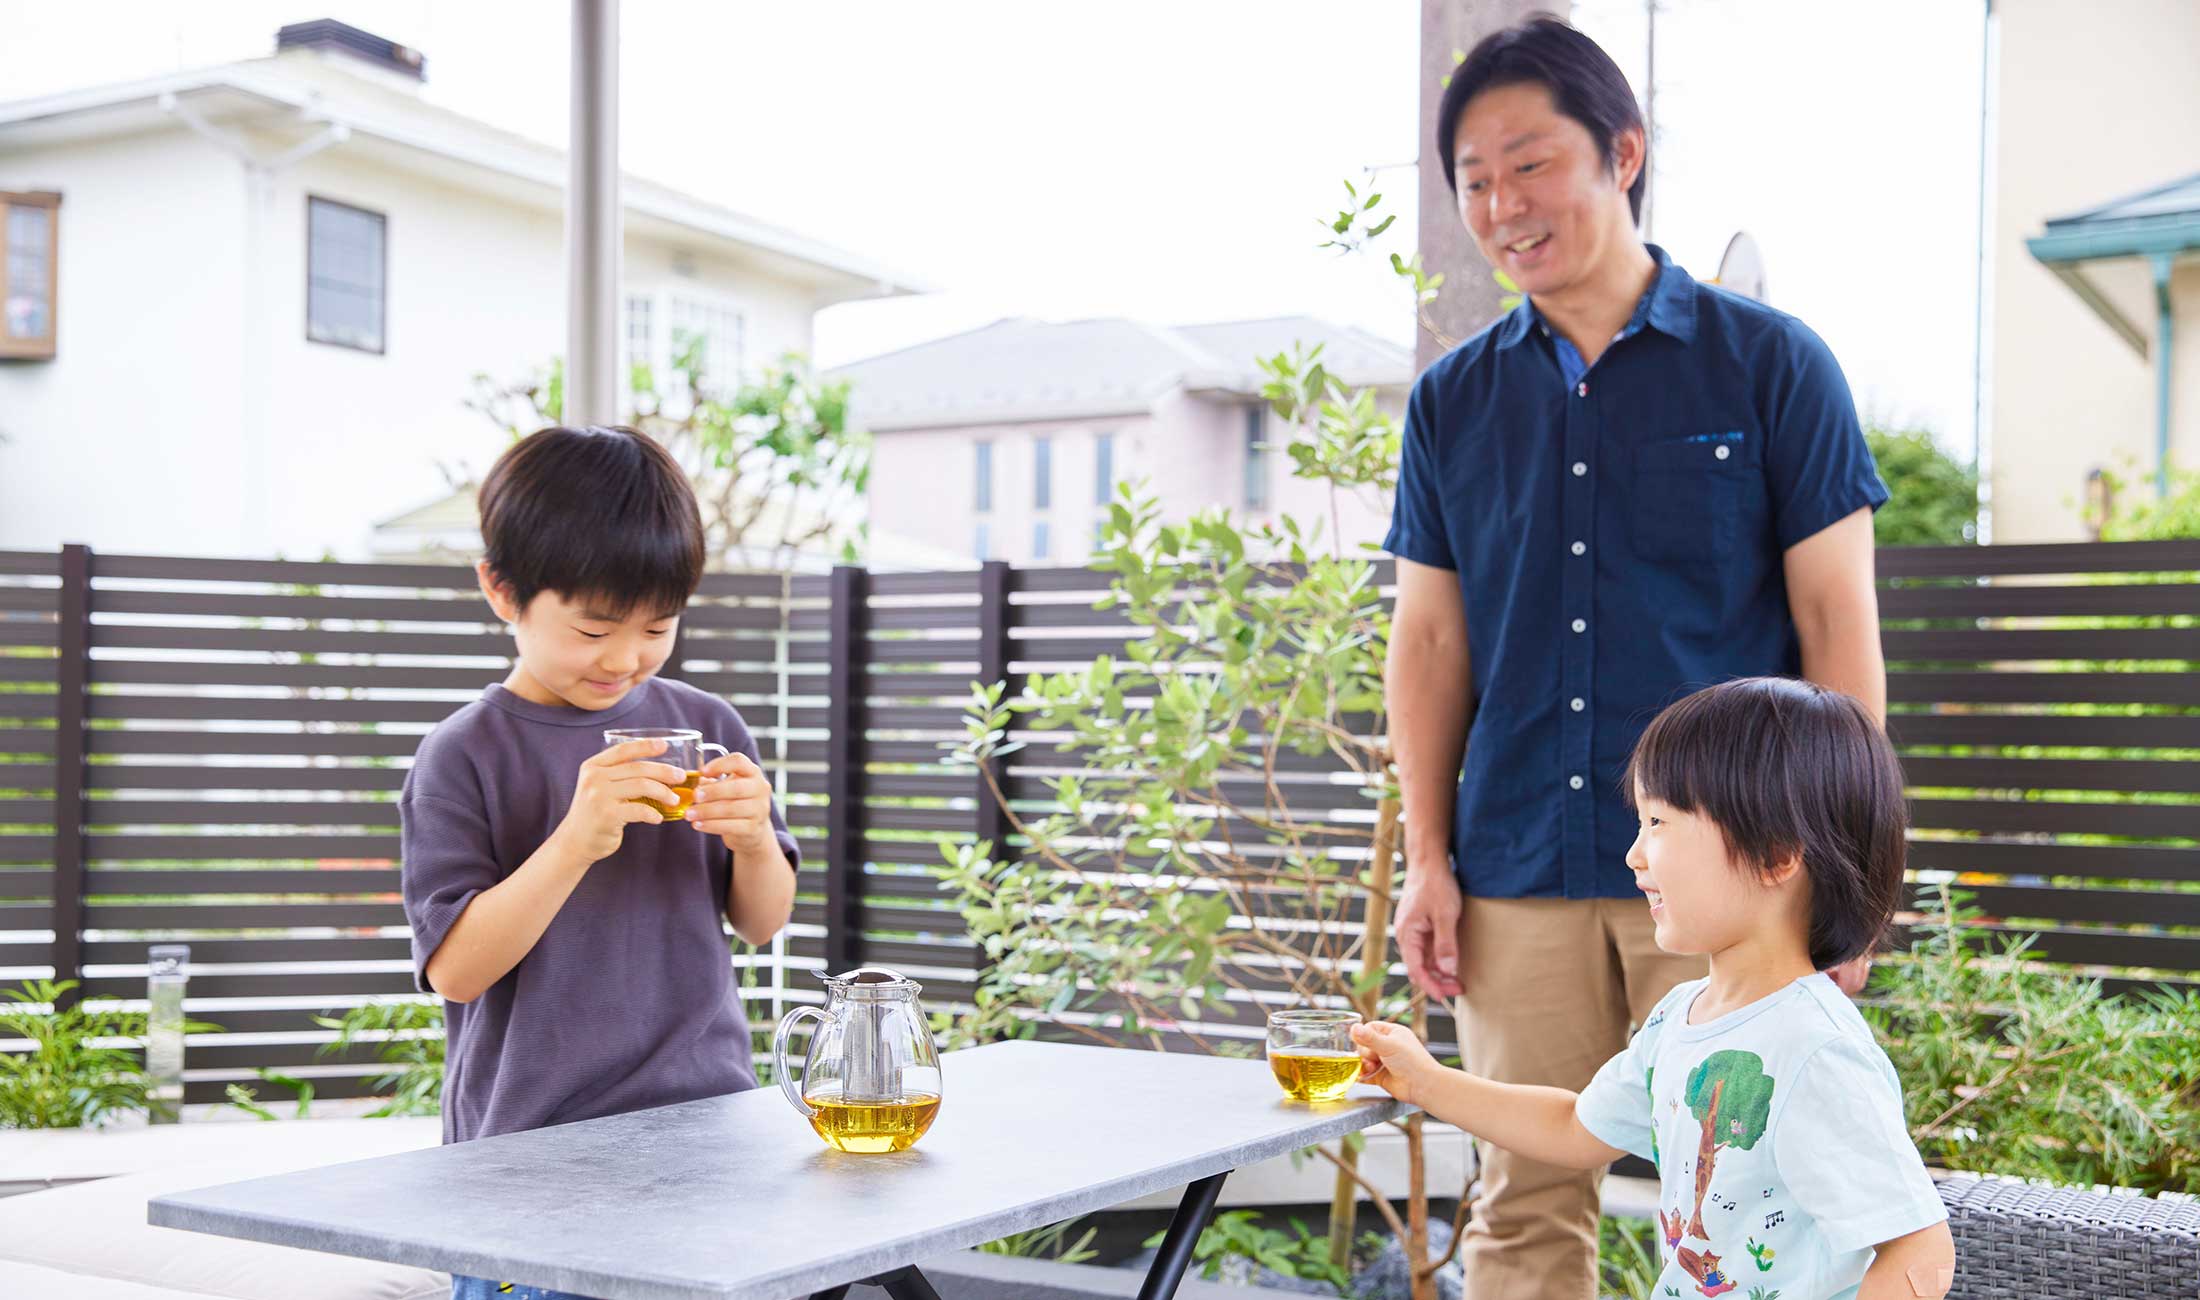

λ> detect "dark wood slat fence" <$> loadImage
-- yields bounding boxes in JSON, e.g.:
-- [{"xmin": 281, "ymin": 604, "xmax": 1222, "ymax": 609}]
[{"xmin": 0, "ymin": 541, "xmax": 2193, "ymax": 1104}]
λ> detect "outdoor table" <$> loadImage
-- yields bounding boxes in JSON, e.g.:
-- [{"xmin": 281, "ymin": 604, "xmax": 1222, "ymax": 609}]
[{"xmin": 149, "ymin": 1039, "xmax": 1412, "ymax": 1300}]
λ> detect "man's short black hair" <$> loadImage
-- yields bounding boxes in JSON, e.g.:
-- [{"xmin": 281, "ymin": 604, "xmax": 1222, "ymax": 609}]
[
  {"xmin": 477, "ymin": 425, "xmax": 705, "ymax": 621},
  {"xmin": 1437, "ymin": 14, "xmax": 1648, "ymax": 225},
  {"xmin": 1625, "ymin": 677, "xmax": 1907, "ymax": 970}
]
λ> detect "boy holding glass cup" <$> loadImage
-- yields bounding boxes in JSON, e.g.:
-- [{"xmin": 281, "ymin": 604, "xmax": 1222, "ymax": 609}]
[{"xmin": 400, "ymin": 427, "xmax": 798, "ymax": 1299}]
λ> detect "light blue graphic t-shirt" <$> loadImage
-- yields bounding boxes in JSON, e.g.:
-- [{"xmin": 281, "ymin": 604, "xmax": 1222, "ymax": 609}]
[{"xmin": 1575, "ymin": 973, "xmax": 1945, "ymax": 1300}]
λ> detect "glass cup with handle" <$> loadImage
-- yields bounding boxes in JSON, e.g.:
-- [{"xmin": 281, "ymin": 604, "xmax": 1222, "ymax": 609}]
[{"xmin": 600, "ymin": 727, "xmax": 729, "ymax": 822}]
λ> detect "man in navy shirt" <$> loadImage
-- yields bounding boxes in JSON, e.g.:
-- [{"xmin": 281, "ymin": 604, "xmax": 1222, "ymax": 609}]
[{"xmin": 1384, "ymin": 18, "xmax": 1889, "ymax": 1299}]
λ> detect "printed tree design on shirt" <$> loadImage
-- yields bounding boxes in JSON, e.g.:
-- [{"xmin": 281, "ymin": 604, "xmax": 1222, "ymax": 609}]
[{"xmin": 1683, "ymin": 1050, "xmax": 1775, "ymax": 1240}]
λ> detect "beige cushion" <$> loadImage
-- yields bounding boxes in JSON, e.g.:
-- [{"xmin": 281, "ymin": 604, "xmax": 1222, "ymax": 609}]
[{"xmin": 0, "ymin": 1154, "xmax": 447, "ymax": 1300}]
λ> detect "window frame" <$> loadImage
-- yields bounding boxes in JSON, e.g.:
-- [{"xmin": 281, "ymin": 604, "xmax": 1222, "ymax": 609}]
[
  {"xmin": 304, "ymin": 195, "xmax": 388, "ymax": 356},
  {"xmin": 0, "ymin": 190, "xmax": 61, "ymax": 362}
]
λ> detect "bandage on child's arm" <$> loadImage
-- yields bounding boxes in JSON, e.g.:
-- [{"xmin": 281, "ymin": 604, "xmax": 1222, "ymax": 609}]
[{"xmin": 1855, "ymin": 1221, "xmax": 1955, "ymax": 1300}]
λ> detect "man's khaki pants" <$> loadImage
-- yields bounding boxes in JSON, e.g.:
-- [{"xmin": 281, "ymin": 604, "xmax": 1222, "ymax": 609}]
[{"xmin": 1451, "ymin": 896, "xmax": 1705, "ymax": 1300}]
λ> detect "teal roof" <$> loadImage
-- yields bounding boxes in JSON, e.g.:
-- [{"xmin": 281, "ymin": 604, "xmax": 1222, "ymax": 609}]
[{"xmin": 2029, "ymin": 172, "xmax": 2200, "ymax": 263}]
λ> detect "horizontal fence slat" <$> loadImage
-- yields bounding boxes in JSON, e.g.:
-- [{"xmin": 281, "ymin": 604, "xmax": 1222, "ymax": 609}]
[
  {"xmin": 89, "ymin": 660, "xmax": 503, "ymax": 691},
  {"xmin": 1906, "ymin": 838, "xmax": 2200, "ymax": 883},
  {"xmin": 93, "ymin": 554, "xmax": 482, "ymax": 588},
  {"xmin": 83, "ymin": 901, "xmax": 404, "ymax": 929},
  {"xmin": 1901, "ymin": 756, "xmax": 2200, "ymax": 793},
  {"xmin": 82, "ymin": 765, "xmax": 408, "ymax": 792},
  {"xmin": 1881, "ymin": 626, "xmax": 2200, "ymax": 661},
  {"xmin": 1890, "ymin": 713, "xmax": 2200, "ymax": 749},
  {"xmin": 87, "ymin": 800, "xmax": 401, "ymax": 827},
  {"xmin": 84, "ymin": 833, "xmax": 397, "ymax": 861},
  {"xmin": 86, "ymin": 867, "xmax": 401, "ymax": 894},
  {"xmin": 1876, "ymin": 540, "xmax": 2200, "ymax": 578},
  {"xmin": 1907, "ymin": 797, "xmax": 2199, "ymax": 839},
  {"xmin": 87, "ymin": 731, "xmax": 425, "ymax": 759},
  {"xmin": 1878, "ymin": 581, "xmax": 2200, "ymax": 620},
  {"xmin": 1906, "ymin": 881, "xmax": 2200, "ymax": 928},
  {"xmin": 1886, "ymin": 671, "xmax": 2200, "ymax": 706}
]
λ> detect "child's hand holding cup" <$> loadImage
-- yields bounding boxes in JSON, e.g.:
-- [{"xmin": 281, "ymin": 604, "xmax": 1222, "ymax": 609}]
[
  {"xmin": 687, "ymin": 749, "xmax": 777, "ymax": 856},
  {"xmin": 1349, "ymin": 1020, "xmax": 1440, "ymax": 1107}
]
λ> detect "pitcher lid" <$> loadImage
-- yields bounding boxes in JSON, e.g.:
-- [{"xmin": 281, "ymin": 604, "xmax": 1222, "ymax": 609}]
[{"xmin": 820, "ymin": 966, "xmax": 923, "ymax": 998}]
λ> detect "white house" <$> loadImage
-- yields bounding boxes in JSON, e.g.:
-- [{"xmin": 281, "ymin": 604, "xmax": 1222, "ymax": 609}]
[
  {"xmin": 0, "ymin": 19, "xmax": 922, "ymax": 561},
  {"xmin": 833, "ymin": 315, "xmax": 1412, "ymax": 567}
]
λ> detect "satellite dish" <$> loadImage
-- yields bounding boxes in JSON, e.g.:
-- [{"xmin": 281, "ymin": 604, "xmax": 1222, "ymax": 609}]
[{"xmin": 1715, "ymin": 231, "xmax": 1768, "ymax": 302}]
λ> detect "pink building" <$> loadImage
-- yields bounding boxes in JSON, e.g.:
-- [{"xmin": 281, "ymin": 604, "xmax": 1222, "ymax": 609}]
[{"xmin": 834, "ymin": 316, "xmax": 1411, "ymax": 567}]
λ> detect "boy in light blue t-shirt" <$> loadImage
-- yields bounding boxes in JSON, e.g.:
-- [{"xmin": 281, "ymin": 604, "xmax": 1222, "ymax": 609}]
[{"xmin": 1354, "ymin": 678, "xmax": 1955, "ymax": 1300}]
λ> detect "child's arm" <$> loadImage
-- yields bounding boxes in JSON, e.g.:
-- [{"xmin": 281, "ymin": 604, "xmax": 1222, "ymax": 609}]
[
  {"xmin": 1856, "ymin": 1222, "xmax": 1954, "ymax": 1299},
  {"xmin": 1352, "ymin": 1021, "xmax": 1626, "ymax": 1171},
  {"xmin": 689, "ymin": 750, "xmax": 796, "ymax": 946},
  {"xmin": 423, "ymin": 739, "xmax": 683, "ymax": 1003}
]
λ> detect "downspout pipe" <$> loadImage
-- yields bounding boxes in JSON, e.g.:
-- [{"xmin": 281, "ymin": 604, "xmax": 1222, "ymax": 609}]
[{"xmin": 2152, "ymin": 252, "xmax": 2174, "ymax": 499}]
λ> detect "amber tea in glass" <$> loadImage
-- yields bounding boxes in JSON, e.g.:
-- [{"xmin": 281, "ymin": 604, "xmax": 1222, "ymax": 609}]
[
  {"xmin": 1267, "ymin": 1008, "xmax": 1362, "ymax": 1102},
  {"xmin": 803, "ymin": 1090, "xmax": 942, "ymax": 1153},
  {"xmin": 601, "ymin": 727, "xmax": 729, "ymax": 821}
]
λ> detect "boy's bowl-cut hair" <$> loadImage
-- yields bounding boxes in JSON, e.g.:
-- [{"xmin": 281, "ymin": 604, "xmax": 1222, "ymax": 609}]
[
  {"xmin": 1625, "ymin": 677, "xmax": 1907, "ymax": 971},
  {"xmin": 477, "ymin": 425, "xmax": 706, "ymax": 621}
]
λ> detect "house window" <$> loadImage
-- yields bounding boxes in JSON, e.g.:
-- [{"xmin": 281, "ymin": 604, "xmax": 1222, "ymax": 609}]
[
  {"xmin": 974, "ymin": 441, "xmax": 993, "ymax": 513},
  {"xmin": 1034, "ymin": 436, "xmax": 1053, "ymax": 510},
  {"xmin": 1092, "ymin": 518, "xmax": 1109, "ymax": 555},
  {"xmin": 1243, "ymin": 404, "xmax": 1268, "ymax": 511},
  {"xmin": 624, "ymin": 294, "xmax": 655, "ymax": 392},
  {"xmin": 306, "ymin": 197, "xmax": 385, "ymax": 353},
  {"xmin": 1033, "ymin": 519, "xmax": 1050, "ymax": 561},
  {"xmin": 0, "ymin": 191, "xmax": 59, "ymax": 361},
  {"xmin": 668, "ymin": 294, "xmax": 745, "ymax": 394},
  {"xmin": 1094, "ymin": 433, "xmax": 1115, "ymax": 506},
  {"xmin": 974, "ymin": 521, "xmax": 990, "ymax": 560}
]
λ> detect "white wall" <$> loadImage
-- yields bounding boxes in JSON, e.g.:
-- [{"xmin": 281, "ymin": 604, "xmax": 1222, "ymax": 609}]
[
  {"xmin": 0, "ymin": 124, "xmax": 831, "ymax": 560},
  {"xmin": 1989, "ymin": 0, "xmax": 2200, "ymax": 541},
  {"xmin": 0, "ymin": 127, "xmax": 250, "ymax": 555}
]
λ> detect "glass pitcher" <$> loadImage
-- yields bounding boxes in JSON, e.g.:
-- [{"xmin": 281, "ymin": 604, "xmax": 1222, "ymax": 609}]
[{"xmin": 773, "ymin": 967, "xmax": 943, "ymax": 1153}]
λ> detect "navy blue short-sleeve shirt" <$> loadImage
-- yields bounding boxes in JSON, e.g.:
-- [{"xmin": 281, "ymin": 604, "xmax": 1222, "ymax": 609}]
[{"xmin": 1385, "ymin": 246, "xmax": 1887, "ymax": 900}]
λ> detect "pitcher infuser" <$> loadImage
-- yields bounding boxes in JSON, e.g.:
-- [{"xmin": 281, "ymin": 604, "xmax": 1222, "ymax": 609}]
[{"xmin": 773, "ymin": 967, "xmax": 943, "ymax": 1152}]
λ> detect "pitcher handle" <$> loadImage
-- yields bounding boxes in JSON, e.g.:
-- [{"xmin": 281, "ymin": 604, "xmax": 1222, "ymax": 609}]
[{"xmin": 774, "ymin": 1005, "xmax": 828, "ymax": 1117}]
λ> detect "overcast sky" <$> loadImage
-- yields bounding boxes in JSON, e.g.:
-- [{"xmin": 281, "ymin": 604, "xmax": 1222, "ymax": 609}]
[{"xmin": 0, "ymin": 0, "xmax": 1988, "ymax": 450}]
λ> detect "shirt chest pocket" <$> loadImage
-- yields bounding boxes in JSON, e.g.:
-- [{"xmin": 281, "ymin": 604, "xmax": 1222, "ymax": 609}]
[{"xmin": 1629, "ymin": 432, "xmax": 1751, "ymax": 563}]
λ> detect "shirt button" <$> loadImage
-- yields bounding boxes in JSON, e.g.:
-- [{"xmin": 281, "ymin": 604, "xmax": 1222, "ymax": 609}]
[
  {"xmin": 1570, "ymin": 541, "xmax": 1586, "ymax": 556},
  {"xmin": 1570, "ymin": 697, "xmax": 1585, "ymax": 712},
  {"xmin": 1571, "ymin": 618, "xmax": 1586, "ymax": 633},
  {"xmin": 1576, "ymin": 382, "xmax": 1588, "ymax": 397},
  {"xmin": 1569, "ymin": 775, "xmax": 1585, "ymax": 791},
  {"xmin": 1572, "ymin": 461, "xmax": 1587, "ymax": 477},
  {"xmin": 1715, "ymin": 445, "xmax": 1731, "ymax": 460}
]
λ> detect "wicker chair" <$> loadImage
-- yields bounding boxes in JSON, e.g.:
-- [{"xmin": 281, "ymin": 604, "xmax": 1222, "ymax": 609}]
[{"xmin": 1938, "ymin": 1172, "xmax": 2200, "ymax": 1298}]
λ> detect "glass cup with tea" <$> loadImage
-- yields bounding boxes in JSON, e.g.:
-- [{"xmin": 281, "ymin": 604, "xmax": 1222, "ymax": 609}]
[
  {"xmin": 1267, "ymin": 1008, "xmax": 1364, "ymax": 1102},
  {"xmin": 600, "ymin": 727, "xmax": 730, "ymax": 822}
]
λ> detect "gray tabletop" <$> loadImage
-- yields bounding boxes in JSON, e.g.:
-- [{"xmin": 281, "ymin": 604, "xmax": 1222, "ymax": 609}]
[{"xmin": 149, "ymin": 1039, "xmax": 1411, "ymax": 1300}]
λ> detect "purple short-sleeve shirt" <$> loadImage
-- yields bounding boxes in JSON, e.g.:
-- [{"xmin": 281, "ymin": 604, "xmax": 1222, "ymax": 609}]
[{"xmin": 401, "ymin": 677, "xmax": 798, "ymax": 1144}]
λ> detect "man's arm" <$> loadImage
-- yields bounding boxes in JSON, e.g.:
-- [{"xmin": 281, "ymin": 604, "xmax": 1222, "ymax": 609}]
[
  {"xmin": 1784, "ymin": 506, "xmax": 1885, "ymax": 723},
  {"xmin": 1387, "ymin": 558, "xmax": 1474, "ymax": 999}
]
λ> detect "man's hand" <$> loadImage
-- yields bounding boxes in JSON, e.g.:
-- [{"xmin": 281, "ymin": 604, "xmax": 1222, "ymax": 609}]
[
  {"xmin": 690, "ymin": 751, "xmax": 777, "ymax": 856},
  {"xmin": 1396, "ymin": 861, "xmax": 1464, "ymax": 1001},
  {"xmin": 552, "ymin": 738, "xmax": 684, "ymax": 865}
]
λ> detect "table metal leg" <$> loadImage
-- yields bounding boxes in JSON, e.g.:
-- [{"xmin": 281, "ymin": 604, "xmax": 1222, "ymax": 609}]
[
  {"xmin": 808, "ymin": 1264, "xmax": 942, "ymax": 1300},
  {"xmin": 1136, "ymin": 1170, "xmax": 1230, "ymax": 1300},
  {"xmin": 872, "ymin": 1266, "xmax": 944, "ymax": 1300}
]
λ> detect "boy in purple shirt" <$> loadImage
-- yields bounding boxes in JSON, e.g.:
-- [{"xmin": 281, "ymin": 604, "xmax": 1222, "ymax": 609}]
[{"xmin": 400, "ymin": 425, "xmax": 799, "ymax": 1300}]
